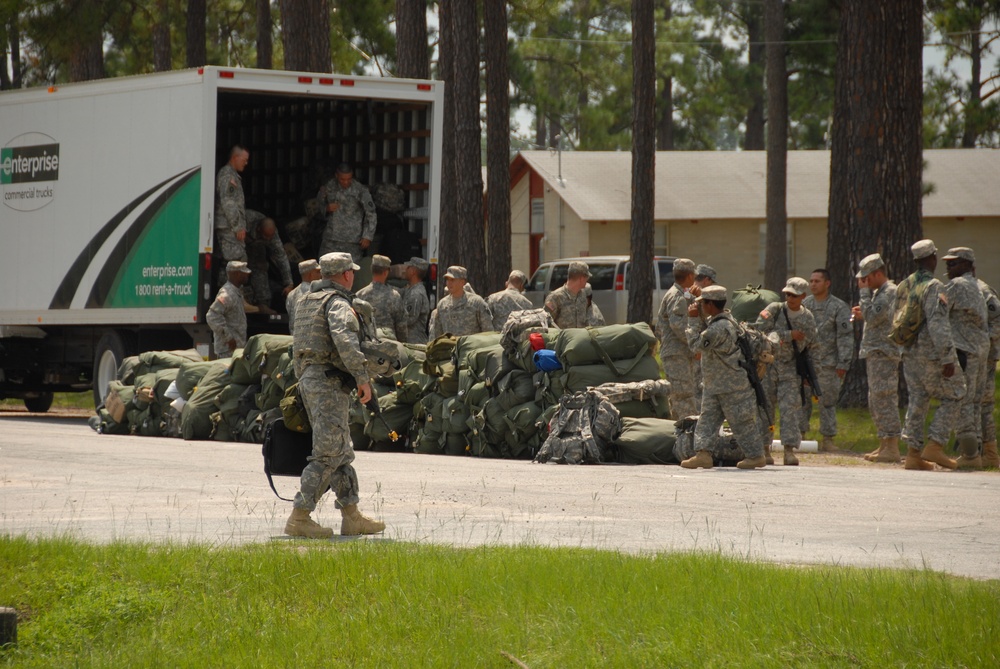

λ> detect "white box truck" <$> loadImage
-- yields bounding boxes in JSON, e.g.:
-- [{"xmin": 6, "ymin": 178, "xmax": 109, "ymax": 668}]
[{"xmin": 0, "ymin": 66, "xmax": 444, "ymax": 409}]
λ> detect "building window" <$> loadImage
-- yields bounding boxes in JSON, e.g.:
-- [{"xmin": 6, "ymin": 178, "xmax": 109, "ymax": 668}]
[
  {"xmin": 530, "ymin": 198, "xmax": 544, "ymax": 234},
  {"xmin": 758, "ymin": 223, "xmax": 794, "ymax": 273}
]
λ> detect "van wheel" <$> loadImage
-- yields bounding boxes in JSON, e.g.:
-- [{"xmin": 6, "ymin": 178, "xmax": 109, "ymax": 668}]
[
  {"xmin": 24, "ymin": 392, "xmax": 54, "ymax": 413},
  {"xmin": 93, "ymin": 331, "xmax": 135, "ymax": 408}
]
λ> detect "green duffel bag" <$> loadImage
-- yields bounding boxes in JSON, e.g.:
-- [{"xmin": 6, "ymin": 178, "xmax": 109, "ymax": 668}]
[
  {"xmin": 229, "ymin": 354, "xmax": 255, "ymax": 386},
  {"xmin": 462, "ymin": 381, "xmax": 490, "ymax": 410},
  {"xmin": 414, "ymin": 391, "xmax": 445, "ymax": 425},
  {"xmin": 533, "ymin": 370, "xmax": 567, "ymax": 408},
  {"xmin": 439, "ymin": 396, "xmax": 470, "ymax": 435},
  {"xmin": 495, "ymin": 369, "xmax": 536, "ymax": 411},
  {"xmin": 103, "ymin": 380, "xmax": 136, "ymax": 425},
  {"xmin": 364, "ymin": 393, "xmax": 413, "ymax": 444},
  {"xmin": 242, "ymin": 333, "xmax": 294, "ymax": 379},
  {"xmin": 350, "ymin": 420, "xmax": 372, "ymax": 452},
  {"xmin": 730, "ymin": 285, "xmax": 782, "ymax": 324},
  {"xmin": 175, "ymin": 360, "xmax": 219, "ymax": 401},
  {"xmin": 96, "ymin": 406, "xmax": 131, "ymax": 435},
  {"xmin": 611, "ymin": 417, "xmax": 678, "ymax": 465},
  {"xmin": 117, "ymin": 356, "xmax": 141, "ymax": 385},
  {"xmin": 137, "ymin": 349, "xmax": 202, "ymax": 374},
  {"xmin": 465, "ymin": 344, "xmax": 505, "ymax": 384},
  {"xmin": 453, "ymin": 332, "xmax": 503, "ymax": 369},
  {"xmin": 393, "ymin": 359, "xmax": 435, "ymax": 405},
  {"xmin": 467, "ymin": 408, "xmax": 504, "ymax": 458},
  {"xmin": 503, "ymin": 401, "xmax": 543, "ymax": 459},
  {"xmin": 210, "ymin": 411, "xmax": 234, "ymax": 442},
  {"xmin": 564, "ymin": 355, "xmax": 661, "ymax": 393},
  {"xmin": 437, "ymin": 362, "xmax": 459, "ymax": 398},
  {"xmin": 613, "ymin": 396, "xmax": 672, "ymax": 419},
  {"xmin": 180, "ymin": 362, "xmax": 233, "ymax": 441},
  {"xmin": 413, "ymin": 428, "xmax": 444, "ymax": 455},
  {"xmin": 443, "ymin": 432, "xmax": 468, "ymax": 456},
  {"xmin": 216, "ymin": 382, "xmax": 250, "ymax": 435},
  {"xmin": 423, "ymin": 334, "xmax": 459, "ymax": 375},
  {"xmin": 555, "ymin": 323, "xmax": 657, "ymax": 372}
]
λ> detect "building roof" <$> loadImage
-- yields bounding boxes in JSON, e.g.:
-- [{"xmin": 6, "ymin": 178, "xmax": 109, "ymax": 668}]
[{"xmin": 513, "ymin": 149, "xmax": 1000, "ymax": 221}]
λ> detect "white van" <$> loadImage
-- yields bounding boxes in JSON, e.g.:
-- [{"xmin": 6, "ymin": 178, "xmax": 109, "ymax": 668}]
[{"xmin": 524, "ymin": 256, "xmax": 678, "ymax": 324}]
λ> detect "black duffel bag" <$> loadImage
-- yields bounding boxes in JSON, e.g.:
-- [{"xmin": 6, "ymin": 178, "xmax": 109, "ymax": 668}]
[{"xmin": 262, "ymin": 418, "xmax": 313, "ymax": 501}]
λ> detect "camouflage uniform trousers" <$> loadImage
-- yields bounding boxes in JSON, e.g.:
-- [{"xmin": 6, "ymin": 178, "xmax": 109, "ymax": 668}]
[
  {"xmin": 799, "ymin": 365, "xmax": 843, "ymax": 437},
  {"xmin": 981, "ymin": 357, "xmax": 997, "ymax": 444},
  {"xmin": 661, "ymin": 353, "xmax": 699, "ymax": 420},
  {"xmin": 215, "ymin": 228, "xmax": 248, "ymax": 287},
  {"xmin": 865, "ymin": 353, "xmax": 901, "ymax": 439},
  {"xmin": 957, "ymin": 350, "xmax": 987, "ymax": 441},
  {"xmin": 901, "ymin": 346, "xmax": 967, "ymax": 449},
  {"xmin": 760, "ymin": 359, "xmax": 805, "ymax": 447},
  {"xmin": 319, "ymin": 240, "xmax": 363, "ymax": 264},
  {"xmin": 293, "ymin": 367, "xmax": 360, "ymax": 512},
  {"xmin": 695, "ymin": 388, "xmax": 764, "ymax": 459}
]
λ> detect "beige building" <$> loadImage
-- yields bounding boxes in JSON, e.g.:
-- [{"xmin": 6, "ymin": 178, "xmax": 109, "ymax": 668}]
[{"xmin": 508, "ymin": 149, "xmax": 1000, "ymax": 290}]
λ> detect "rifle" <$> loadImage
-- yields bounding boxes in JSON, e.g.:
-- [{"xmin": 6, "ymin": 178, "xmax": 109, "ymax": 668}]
[
  {"xmin": 734, "ymin": 323, "xmax": 772, "ymax": 427},
  {"xmin": 782, "ymin": 307, "xmax": 821, "ymax": 405}
]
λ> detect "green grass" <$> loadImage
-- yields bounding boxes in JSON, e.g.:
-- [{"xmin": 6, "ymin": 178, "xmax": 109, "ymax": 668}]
[
  {"xmin": 0, "ymin": 393, "xmax": 94, "ymax": 411},
  {"xmin": 1, "ymin": 537, "xmax": 998, "ymax": 667}
]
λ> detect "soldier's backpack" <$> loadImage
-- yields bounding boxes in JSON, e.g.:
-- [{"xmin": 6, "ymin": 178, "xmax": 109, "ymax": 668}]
[
  {"xmin": 534, "ymin": 390, "xmax": 622, "ymax": 465},
  {"xmin": 279, "ymin": 382, "xmax": 311, "ymax": 433},
  {"xmin": 499, "ymin": 308, "xmax": 557, "ymax": 357},
  {"xmin": 890, "ymin": 273, "xmax": 932, "ymax": 348}
]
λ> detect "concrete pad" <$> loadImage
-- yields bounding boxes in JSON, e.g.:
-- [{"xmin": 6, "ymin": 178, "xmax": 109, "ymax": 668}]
[{"xmin": 1, "ymin": 416, "xmax": 998, "ymax": 580}]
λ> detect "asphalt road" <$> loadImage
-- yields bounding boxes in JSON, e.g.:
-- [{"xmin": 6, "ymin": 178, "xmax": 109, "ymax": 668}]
[{"xmin": 2, "ymin": 413, "xmax": 998, "ymax": 580}]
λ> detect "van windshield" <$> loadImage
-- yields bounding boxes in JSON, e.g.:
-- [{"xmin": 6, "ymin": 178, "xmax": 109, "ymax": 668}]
[{"xmin": 527, "ymin": 266, "xmax": 549, "ymax": 292}]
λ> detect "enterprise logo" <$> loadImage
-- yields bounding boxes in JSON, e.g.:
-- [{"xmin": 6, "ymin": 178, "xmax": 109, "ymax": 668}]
[{"xmin": 2, "ymin": 133, "xmax": 59, "ymax": 212}]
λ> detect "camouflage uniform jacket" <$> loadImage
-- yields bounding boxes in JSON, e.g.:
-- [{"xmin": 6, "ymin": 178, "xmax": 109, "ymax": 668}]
[
  {"xmin": 291, "ymin": 279, "xmax": 370, "ymax": 386},
  {"xmin": 947, "ymin": 271, "xmax": 989, "ymax": 357},
  {"xmin": 687, "ymin": 311, "xmax": 751, "ymax": 396},
  {"xmin": 896, "ymin": 269, "xmax": 956, "ymax": 362},
  {"xmin": 428, "ymin": 292, "xmax": 493, "ymax": 339},
  {"xmin": 803, "ymin": 294, "xmax": 853, "ymax": 370},
  {"xmin": 588, "ymin": 302, "xmax": 606, "ymax": 327},
  {"xmin": 754, "ymin": 302, "xmax": 817, "ymax": 365},
  {"xmin": 356, "ymin": 281, "xmax": 405, "ymax": 341},
  {"xmin": 316, "ymin": 178, "xmax": 377, "ymax": 245},
  {"xmin": 402, "ymin": 282, "xmax": 430, "ymax": 344},
  {"xmin": 978, "ymin": 279, "xmax": 1000, "ymax": 361},
  {"xmin": 214, "ymin": 164, "xmax": 245, "ymax": 234},
  {"xmin": 859, "ymin": 281, "xmax": 899, "ymax": 360},
  {"xmin": 656, "ymin": 283, "xmax": 694, "ymax": 357},
  {"xmin": 244, "ymin": 211, "xmax": 293, "ymax": 287},
  {"xmin": 285, "ymin": 281, "xmax": 313, "ymax": 336},
  {"xmin": 487, "ymin": 288, "xmax": 533, "ymax": 332},
  {"xmin": 544, "ymin": 285, "xmax": 589, "ymax": 329},
  {"xmin": 206, "ymin": 281, "xmax": 247, "ymax": 354}
]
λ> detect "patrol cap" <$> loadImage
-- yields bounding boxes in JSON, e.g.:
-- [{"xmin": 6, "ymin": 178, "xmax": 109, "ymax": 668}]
[
  {"xmin": 942, "ymin": 247, "xmax": 975, "ymax": 263},
  {"xmin": 298, "ymin": 259, "xmax": 320, "ymax": 275},
  {"xmin": 444, "ymin": 265, "xmax": 468, "ymax": 280},
  {"xmin": 568, "ymin": 261, "xmax": 591, "ymax": 278},
  {"xmin": 695, "ymin": 264, "xmax": 717, "ymax": 281},
  {"xmin": 782, "ymin": 277, "xmax": 808, "ymax": 296},
  {"xmin": 319, "ymin": 251, "xmax": 360, "ymax": 275},
  {"xmin": 508, "ymin": 269, "xmax": 527, "ymax": 284},
  {"xmin": 911, "ymin": 239, "xmax": 937, "ymax": 260},
  {"xmin": 673, "ymin": 258, "xmax": 696, "ymax": 274},
  {"xmin": 371, "ymin": 254, "xmax": 392, "ymax": 270},
  {"xmin": 855, "ymin": 253, "xmax": 884, "ymax": 278},
  {"xmin": 405, "ymin": 256, "xmax": 430, "ymax": 271},
  {"xmin": 226, "ymin": 260, "xmax": 251, "ymax": 274},
  {"xmin": 584, "ymin": 282, "xmax": 593, "ymax": 297},
  {"xmin": 696, "ymin": 284, "xmax": 727, "ymax": 302}
]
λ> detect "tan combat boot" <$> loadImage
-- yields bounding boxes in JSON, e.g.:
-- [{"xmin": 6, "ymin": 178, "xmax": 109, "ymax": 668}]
[
  {"xmin": 904, "ymin": 446, "xmax": 934, "ymax": 470},
  {"xmin": 820, "ymin": 436, "xmax": 837, "ymax": 452},
  {"xmin": 736, "ymin": 455, "xmax": 767, "ymax": 469},
  {"xmin": 955, "ymin": 436, "xmax": 983, "ymax": 470},
  {"xmin": 982, "ymin": 441, "xmax": 1000, "ymax": 468},
  {"xmin": 764, "ymin": 443, "xmax": 775, "ymax": 466},
  {"xmin": 285, "ymin": 507, "xmax": 334, "ymax": 539},
  {"xmin": 681, "ymin": 450, "xmax": 714, "ymax": 469},
  {"xmin": 340, "ymin": 504, "xmax": 385, "ymax": 536},
  {"xmin": 783, "ymin": 446, "xmax": 799, "ymax": 466},
  {"xmin": 920, "ymin": 440, "xmax": 957, "ymax": 470},
  {"xmin": 871, "ymin": 437, "xmax": 901, "ymax": 464}
]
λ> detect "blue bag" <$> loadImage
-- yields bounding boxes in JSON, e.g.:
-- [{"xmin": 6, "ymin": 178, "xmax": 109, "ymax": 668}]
[{"xmin": 533, "ymin": 349, "xmax": 563, "ymax": 372}]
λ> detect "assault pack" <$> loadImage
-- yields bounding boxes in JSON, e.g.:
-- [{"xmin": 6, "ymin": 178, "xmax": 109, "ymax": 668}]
[{"xmin": 534, "ymin": 389, "xmax": 622, "ymax": 465}]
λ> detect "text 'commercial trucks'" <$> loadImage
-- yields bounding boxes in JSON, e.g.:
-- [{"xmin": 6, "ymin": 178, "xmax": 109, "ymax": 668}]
[{"xmin": 0, "ymin": 66, "xmax": 443, "ymax": 409}]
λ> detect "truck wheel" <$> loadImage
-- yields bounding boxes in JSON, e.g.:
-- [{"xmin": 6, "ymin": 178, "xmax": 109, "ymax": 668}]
[
  {"xmin": 93, "ymin": 331, "xmax": 133, "ymax": 408},
  {"xmin": 23, "ymin": 392, "xmax": 54, "ymax": 413}
]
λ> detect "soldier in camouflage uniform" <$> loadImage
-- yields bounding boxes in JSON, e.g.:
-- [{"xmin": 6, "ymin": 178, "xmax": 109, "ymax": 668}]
[
  {"xmin": 942, "ymin": 247, "xmax": 990, "ymax": 469},
  {"xmin": 584, "ymin": 283, "xmax": 606, "ymax": 326},
  {"xmin": 977, "ymin": 276, "xmax": 1000, "ymax": 468},
  {"xmin": 655, "ymin": 258, "xmax": 700, "ymax": 420},
  {"xmin": 402, "ymin": 257, "xmax": 431, "ymax": 344},
  {"xmin": 754, "ymin": 277, "xmax": 817, "ymax": 466},
  {"xmin": 800, "ymin": 268, "xmax": 853, "ymax": 451},
  {"xmin": 286, "ymin": 259, "xmax": 321, "ymax": 337},
  {"xmin": 544, "ymin": 261, "xmax": 590, "ymax": 328},
  {"xmin": 428, "ymin": 266, "xmax": 493, "ymax": 339},
  {"xmin": 851, "ymin": 254, "xmax": 903, "ymax": 463},
  {"xmin": 356, "ymin": 255, "xmax": 405, "ymax": 340},
  {"xmin": 316, "ymin": 163, "xmax": 378, "ymax": 262},
  {"xmin": 245, "ymin": 211, "xmax": 294, "ymax": 313},
  {"xmin": 214, "ymin": 145, "xmax": 250, "ymax": 286},
  {"xmin": 680, "ymin": 285, "xmax": 766, "ymax": 470},
  {"xmin": 487, "ymin": 269, "xmax": 533, "ymax": 332},
  {"xmin": 285, "ymin": 252, "xmax": 385, "ymax": 539},
  {"xmin": 694, "ymin": 264, "xmax": 717, "ymax": 289},
  {"xmin": 206, "ymin": 261, "xmax": 250, "ymax": 359},
  {"xmin": 896, "ymin": 239, "xmax": 965, "ymax": 471}
]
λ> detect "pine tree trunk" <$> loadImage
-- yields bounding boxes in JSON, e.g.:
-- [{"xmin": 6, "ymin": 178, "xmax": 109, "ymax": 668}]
[
  {"xmin": 67, "ymin": 0, "xmax": 105, "ymax": 83},
  {"xmin": 961, "ymin": 20, "xmax": 982, "ymax": 148},
  {"xmin": 257, "ymin": 0, "xmax": 273, "ymax": 69},
  {"xmin": 436, "ymin": 0, "xmax": 459, "ymax": 299},
  {"xmin": 281, "ymin": 0, "xmax": 330, "ymax": 73},
  {"xmin": 396, "ymin": 0, "xmax": 429, "ymax": 79},
  {"xmin": 827, "ymin": 0, "xmax": 923, "ymax": 406},
  {"xmin": 484, "ymin": 0, "xmax": 511, "ymax": 294},
  {"xmin": 656, "ymin": 1, "xmax": 673, "ymax": 151},
  {"xmin": 629, "ymin": 0, "xmax": 655, "ymax": 325},
  {"xmin": 763, "ymin": 0, "xmax": 787, "ymax": 292},
  {"xmin": 307, "ymin": 1, "xmax": 331, "ymax": 73},
  {"xmin": 0, "ymin": 19, "xmax": 11, "ymax": 90},
  {"xmin": 744, "ymin": 1, "xmax": 765, "ymax": 151},
  {"xmin": 152, "ymin": 0, "xmax": 171, "ymax": 72},
  {"xmin": 186, "ymin": 0, "xmax": 207, "ymax": 68}
]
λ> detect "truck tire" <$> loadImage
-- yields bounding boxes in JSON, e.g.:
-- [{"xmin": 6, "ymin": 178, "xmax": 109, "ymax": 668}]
[
  {"xmin": 93, "ymin": 331, "xmax": 134, "ymax": 408},
  {"xmin": 23, "ymin": 392, "xmax": 54, "ymax": 413}
]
